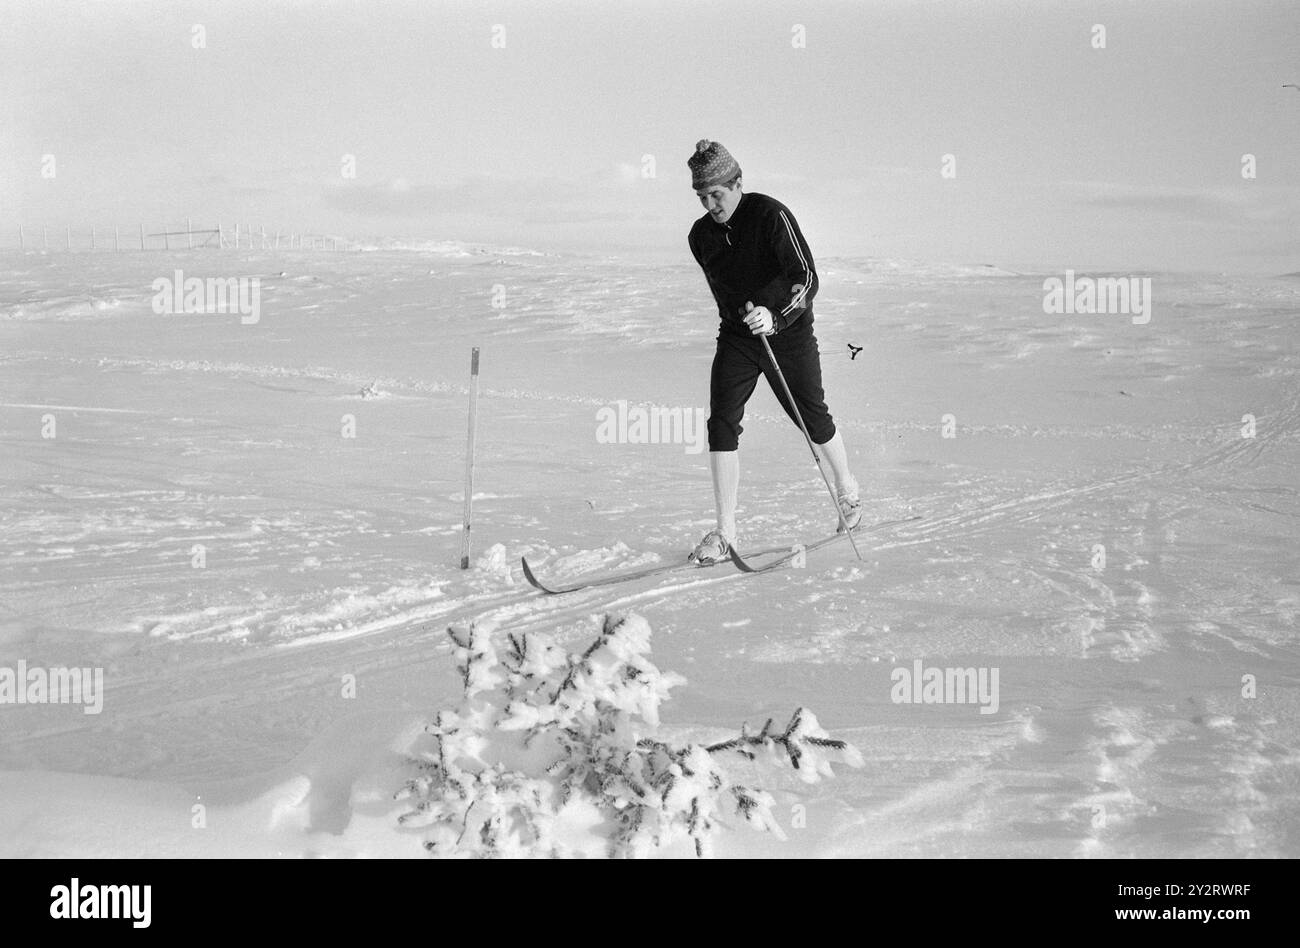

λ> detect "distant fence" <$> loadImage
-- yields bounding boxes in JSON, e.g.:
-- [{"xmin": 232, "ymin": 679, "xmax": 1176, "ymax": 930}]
[{"xmin": 11, "ymin": 221, "xmax": 356, "ymax": 252}]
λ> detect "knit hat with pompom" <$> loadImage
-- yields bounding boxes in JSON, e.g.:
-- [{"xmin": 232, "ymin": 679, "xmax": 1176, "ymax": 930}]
[{"xmin": 688, "ymin": 139, "xmax": 741, "ymax": 190}]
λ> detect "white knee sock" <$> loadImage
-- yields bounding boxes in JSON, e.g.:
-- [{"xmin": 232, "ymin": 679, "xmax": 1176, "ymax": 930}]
[
  {"xmin": 709, "ymin": 450, "xmax": 739, "ymax": 542},
  {"xmin": 814, "ymin": 431, "xmax": 858, "ymax": 498}
]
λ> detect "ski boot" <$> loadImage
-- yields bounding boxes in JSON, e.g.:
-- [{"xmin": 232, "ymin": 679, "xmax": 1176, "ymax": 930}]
[
  {"xmin": 688, "ymin": 529, "xmax": 732, "ymax": 565},
  {"xmin": 836, "ymin": 491, "xmax": 863, "ymax": 534}
]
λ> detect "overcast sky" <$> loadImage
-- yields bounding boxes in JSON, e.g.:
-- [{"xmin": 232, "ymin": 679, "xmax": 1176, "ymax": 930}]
[{"xmin": 3, "ymin": 0, "xmax": 1298, "ymax": 271}]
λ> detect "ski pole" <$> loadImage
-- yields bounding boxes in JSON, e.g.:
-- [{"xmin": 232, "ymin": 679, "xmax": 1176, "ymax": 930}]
[{"xmin": 754, "ymin": 319, "xmax": 863, "ymax": 561}]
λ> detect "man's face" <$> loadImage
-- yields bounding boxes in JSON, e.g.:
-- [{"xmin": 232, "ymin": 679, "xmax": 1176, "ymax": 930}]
[{"xmin": 696, "ymin": 180, "xmax": 743, "ymax": 224}]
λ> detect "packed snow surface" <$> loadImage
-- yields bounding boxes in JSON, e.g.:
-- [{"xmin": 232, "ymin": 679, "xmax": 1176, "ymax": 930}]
[{"xmin": 1, "ymin": 248, "xmax": 1297, "ymax": 857}]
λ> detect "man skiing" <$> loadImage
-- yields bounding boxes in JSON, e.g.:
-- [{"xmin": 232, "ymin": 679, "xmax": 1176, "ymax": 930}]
[{"xmin": 686, "ymin": 139, "xmax": 861, "ymax": 564}]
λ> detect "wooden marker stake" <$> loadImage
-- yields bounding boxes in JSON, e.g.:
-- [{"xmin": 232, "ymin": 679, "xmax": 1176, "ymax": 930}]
[{"xmin": 460, "ymin": 347, "xmax": 481, "ymax": 569}]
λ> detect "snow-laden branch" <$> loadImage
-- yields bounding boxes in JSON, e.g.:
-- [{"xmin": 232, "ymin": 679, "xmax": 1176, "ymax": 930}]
[{"xmin": 396, "ymin": 612, "xmax": 863, "ymax": 857}]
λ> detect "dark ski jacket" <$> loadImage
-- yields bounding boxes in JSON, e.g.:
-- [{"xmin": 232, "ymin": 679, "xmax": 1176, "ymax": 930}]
[{"xmin": 688, "ymin": 191, "xmax": 819, "ymax": 336}]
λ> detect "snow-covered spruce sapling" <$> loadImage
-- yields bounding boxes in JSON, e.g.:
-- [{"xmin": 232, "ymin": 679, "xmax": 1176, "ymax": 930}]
[{"xmin": 396, "ymin": 611, "xmax": 863, "ymax": 857}]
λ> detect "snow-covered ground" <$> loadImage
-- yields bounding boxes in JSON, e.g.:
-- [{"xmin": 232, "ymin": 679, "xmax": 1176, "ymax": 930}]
[{"xmin": 1, "ymin": 246, "xmax": 1297, "ymax": 857}]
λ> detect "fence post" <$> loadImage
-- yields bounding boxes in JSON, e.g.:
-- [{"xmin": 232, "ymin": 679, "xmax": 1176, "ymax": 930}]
[
  {"xmin": 114, "ymin": 226, "xmax": 119, "ymax": 252},
  {"xmin": 66, "ymin": 224, "xmax": 71, "ymax": 251},
  {"xmin": 91, "ymin": 226, "xmax": 96, "ymax": 251},
  {"xmin": 140, "ymin": 223, "xmax": 145, "ymax": 250},
  {"xmin": 187, "ymin": 218, "xmax": 192, "ymax": 249},
  {"xmin": 17, "ymin": 225, "xmax": 23, "ymax": 251}
]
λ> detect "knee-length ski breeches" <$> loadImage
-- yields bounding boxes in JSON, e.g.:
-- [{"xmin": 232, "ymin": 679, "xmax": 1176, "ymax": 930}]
[{"xmin": 707, "ymin": 322, "xmax": 836, "ymax": 452}]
